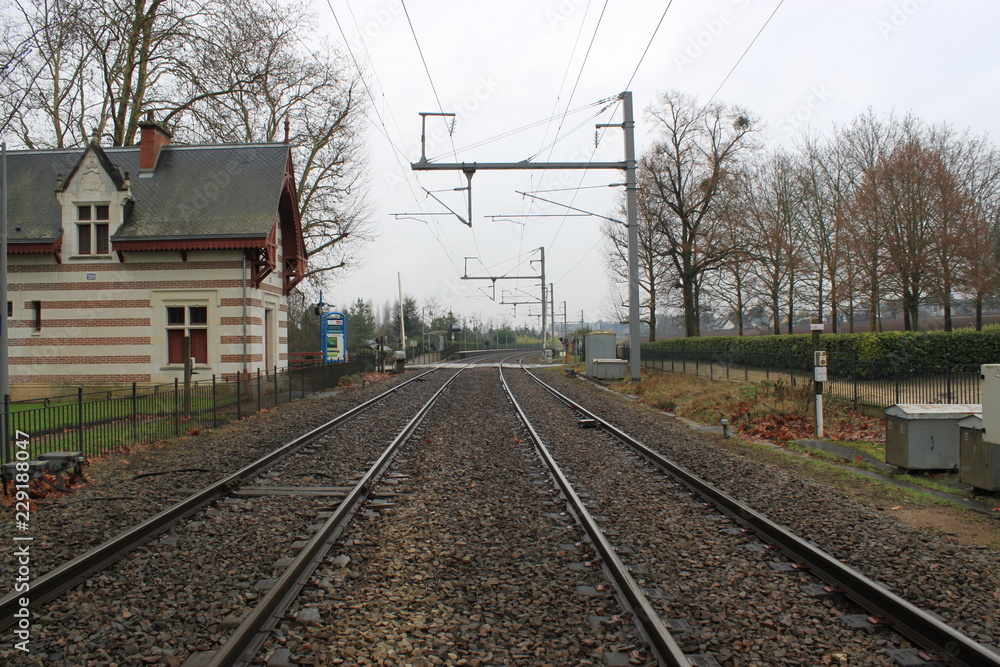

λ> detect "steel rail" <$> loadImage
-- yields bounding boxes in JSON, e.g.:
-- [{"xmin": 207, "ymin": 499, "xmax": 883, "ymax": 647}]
[
  {"xmin": 0, "ymin": 368, "xmax": 441, "ymax": 629},
  {"xmin": 498, "ymin": 363, "xmax": 691, "ymax": 667},
  {"xmin": 207, "ymin": 368, "xmax": 466, "ymax": 666},
  {"xmin": 522, "ymin": 366, "xmax": 1000, "ymax": 667}
]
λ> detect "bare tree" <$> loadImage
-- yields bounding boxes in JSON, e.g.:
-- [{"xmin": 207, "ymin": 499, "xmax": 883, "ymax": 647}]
[
  {"xmin": 931, "ymin": 126, "xmax": 1000, "ymax": 330},
  {"xmin": 2, "ymin": 0, "xmax": 374, "ymax": 286},
  {"xmin": 640, "ymin": 90, "xmax": 760, "ymax": 337},
  {"xmin": 179, "ymin": 0, "xmax": 374, "ymax": 280},
  {"xmin": 738, "ymin": 151, "xmax": 804, "ymax": 334},
  {"xmin": 603, "ymin": 196, "xmax": 671, "ymax": 341},
  {"xmin": 837, "ymin": 111, "xmax": 903, "ymax": 331},
  {"xmin": 702, "ymin": 244, "xmax": 759, "ymax": 336},
  {"xmin": 797, "ymin": 134, "xmax": 853, "ymax": 332}
]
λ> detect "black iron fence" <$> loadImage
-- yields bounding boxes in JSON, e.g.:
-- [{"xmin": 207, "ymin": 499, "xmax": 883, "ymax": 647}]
[
  {"xmin": 3, "ymin": 359, "xmax": 374, "ymax": 463},
  {"xmin": 620, "ymin": 346, "xmax": 980, "ymax": 409}
]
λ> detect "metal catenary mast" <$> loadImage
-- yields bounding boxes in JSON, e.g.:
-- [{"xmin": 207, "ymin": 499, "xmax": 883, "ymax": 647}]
[{"xmin": 411, "ymin": 92, "xmax": 641, "ymax": 380}]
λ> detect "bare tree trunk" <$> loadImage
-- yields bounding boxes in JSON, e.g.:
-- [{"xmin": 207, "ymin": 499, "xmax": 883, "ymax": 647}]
[
  {"xmin": 683, "ymin": 282, "xmax": 699, "ymax": 337},
  {"xmin": 786, "ymin": 268, "xmax": 795, "ymax": 335},
  {"xmin": 942, "ymin": 289, "xmax": 953, "ymax": 332}
]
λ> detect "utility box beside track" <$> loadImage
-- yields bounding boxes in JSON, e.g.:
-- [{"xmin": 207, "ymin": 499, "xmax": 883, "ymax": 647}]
[
  {"xmin": 585, "ymin": 332, "xmax": 617, "ymax": 377},
  {"xmin": 958, "ymin": 414, "xmax": 1000, "ymax": 492},
  {"xmin": 884, "ymin": 404, "xmax": 980, "ymax": 471}
]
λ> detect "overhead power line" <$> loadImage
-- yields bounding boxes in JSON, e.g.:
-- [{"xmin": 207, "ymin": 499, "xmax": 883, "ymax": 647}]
[
  {"xmin": 708, "ymin": 0, "xmax": 787, "ymax": 104},
  {"xmin": 400, "ymin": 0, "xmax": 447, "ymax": 119},
  {"xmin": 625, "ymin": 0, "xmax": 675, "ymax": 91}
]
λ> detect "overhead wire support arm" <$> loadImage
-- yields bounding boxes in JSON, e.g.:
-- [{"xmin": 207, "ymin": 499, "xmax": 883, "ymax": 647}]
[
  {"xmin": 418, "ymin": 112, "xmax": 456, "ymax": 162},
  {"xmin": 410, "ymin": 92, "xmax": 641, "ymax": 380},
  {"xmin": 411, "ymin": 160, "xmax": 626, "ymax": 171},
  {"xmin": 423, "ymin": 187, "xmax": 470, "ymax": 227},
  {"xmin": 513, "ymin": 190, "xmax": 622, "ymax": 223}
]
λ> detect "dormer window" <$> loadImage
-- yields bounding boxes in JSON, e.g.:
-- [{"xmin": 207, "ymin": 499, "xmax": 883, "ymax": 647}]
[{"xmin": 77, "ymin": 204, "xmax": 110, "ymax": 255}]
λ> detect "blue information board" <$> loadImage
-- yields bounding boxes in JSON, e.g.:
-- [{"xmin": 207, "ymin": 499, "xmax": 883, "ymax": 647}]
[{"xmin": 321, "ymin": 312, "xmax": 347, "ymax": 363}]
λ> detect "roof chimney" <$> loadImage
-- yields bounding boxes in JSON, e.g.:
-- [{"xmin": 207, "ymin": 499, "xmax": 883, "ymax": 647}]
[{"xmin": 138, "ymin": 111, "xmax": 172, "ymax": 174}]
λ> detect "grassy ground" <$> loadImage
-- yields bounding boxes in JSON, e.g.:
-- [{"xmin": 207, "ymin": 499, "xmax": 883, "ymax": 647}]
[
  {"xmin": 601, "ymin": 367, "xmax": 1000, "ymax": 550},
  {"xmin": 611, "ymin": 368, "xmax": 885, "ymax": 444}
]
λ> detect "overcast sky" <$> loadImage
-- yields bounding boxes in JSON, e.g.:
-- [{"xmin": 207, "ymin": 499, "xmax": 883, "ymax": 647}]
[{"xmin": 315, "ymin": 0, "xmax": 1000, "ymax": 330}]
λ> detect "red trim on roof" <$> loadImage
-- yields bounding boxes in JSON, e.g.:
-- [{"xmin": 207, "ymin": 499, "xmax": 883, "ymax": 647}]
[
  {"xmin": 9, "ymin": 242, "xmax": 57, "ymax": 254},
  {"xmin": 247, "ymin": 225, "xmax": 277, "ymax": 288},
  {"xmin": 280, "ymin": 151, "xmax": 307, "ymax": 295},
  {"xmin": 112, "ymin": 238, "xmax": 268, "ymax": 252},
  {"xmin": 9, "ymin": 237, "xmax": 62, "ymax": 264}
]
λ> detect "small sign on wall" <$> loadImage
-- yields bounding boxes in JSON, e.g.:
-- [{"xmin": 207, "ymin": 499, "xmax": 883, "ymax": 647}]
[{"xmin": 86, "ymin": 273, "xmax": 96, "ymax": 280}]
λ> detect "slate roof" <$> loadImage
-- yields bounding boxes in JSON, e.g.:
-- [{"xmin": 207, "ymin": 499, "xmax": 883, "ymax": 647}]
[{"xmin": 6, "ymin": 143, "xmax": 292, "ymax": 244}]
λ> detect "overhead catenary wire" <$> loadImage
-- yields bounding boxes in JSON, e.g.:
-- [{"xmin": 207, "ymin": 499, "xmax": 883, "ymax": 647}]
[
  {"xmin": 543, "ymin": 0, "xmax": 676, "ymax": 286},
  {"xmin": 325, "ymin": 0, "xmax": 471, "ymax": 281},
  {"xmin": 394, "ymin": 0, "xmax": 488, "ymax": 265},
  {"xmin": 399, "ymin": 0, "xmax": 447, "ymax": 125},
  {"xmin": 707, "ymin": 0, "xmax": 787, "ymax": 105}
]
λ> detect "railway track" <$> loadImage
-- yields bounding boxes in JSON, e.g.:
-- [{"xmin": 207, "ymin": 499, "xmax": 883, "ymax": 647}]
[
  {"xmin": 3, "ymin": 356, "xmax": 996, "ymax": 665},
  {"xmin": 499, "ymin": 363, "xmax": 1000, "ymax": 667},
  {"xmin": 0, "ymin": 367, "xmax": 461, "ymax": 665}
]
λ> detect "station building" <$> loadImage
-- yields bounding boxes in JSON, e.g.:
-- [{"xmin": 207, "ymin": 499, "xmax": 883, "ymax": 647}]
[{"xmin": 5, "ymin": 118, "xmax": 307, "ymax": 397}]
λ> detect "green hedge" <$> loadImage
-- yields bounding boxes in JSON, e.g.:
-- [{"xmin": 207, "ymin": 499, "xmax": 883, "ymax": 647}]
[{"xmin": 639, "ymin": 326, "xmax": 1000, "ymax": 377}]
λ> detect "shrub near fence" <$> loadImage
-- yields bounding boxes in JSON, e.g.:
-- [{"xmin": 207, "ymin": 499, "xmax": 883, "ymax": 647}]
[
  {"xmin": 626, "ymin": 332, "xmax": 987, "ymax": 409},
  {"xmin": 2, "ymin": 359, "xmax": 373, "ymax": 463},
  {"xmin": 642, "ymin": 327, "xmax": 1000, "ymax": 378}
]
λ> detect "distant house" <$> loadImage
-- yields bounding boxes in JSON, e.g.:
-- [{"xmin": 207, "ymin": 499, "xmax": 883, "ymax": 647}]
[{"xmin": 6, "ymin": 117, "xmax": 306, "ymax": 395}]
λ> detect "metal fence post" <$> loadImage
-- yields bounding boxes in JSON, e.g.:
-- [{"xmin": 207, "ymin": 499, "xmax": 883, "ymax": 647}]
[
  {"xmin": 212, "ymin": 375, "xmax": 218, "ymax": 427},
  {"xmin": 257, "ymin": 369, "xmax": 262, "ymax": 413},
  {"xmin": 131, "ymin": 382, "xmax": 138, "ymax": 446},
  {"xmin": 852, "ymin": 351, "xmax": 859, "ymax": 406},
  {"xmin": 945, "ymin": 358, "xmax": 952, "ymax": 402},
  {"xmin": 893, "ymin": 355, "xmax": 901, "ymax": 405},
  {"xmin": 174, "ymin": 377, "xmax": 180, "ymax": 436},
  {"xmin": 77, "ymin": 387, "xmax": 85, "ymax": 455},
  {"xmin": 273, "ymin": 366, "xmax": 278, "ymax": 408},
  {"xmin": 236, "ymin": 372, "xmax": 242, "ymax": 421}
]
